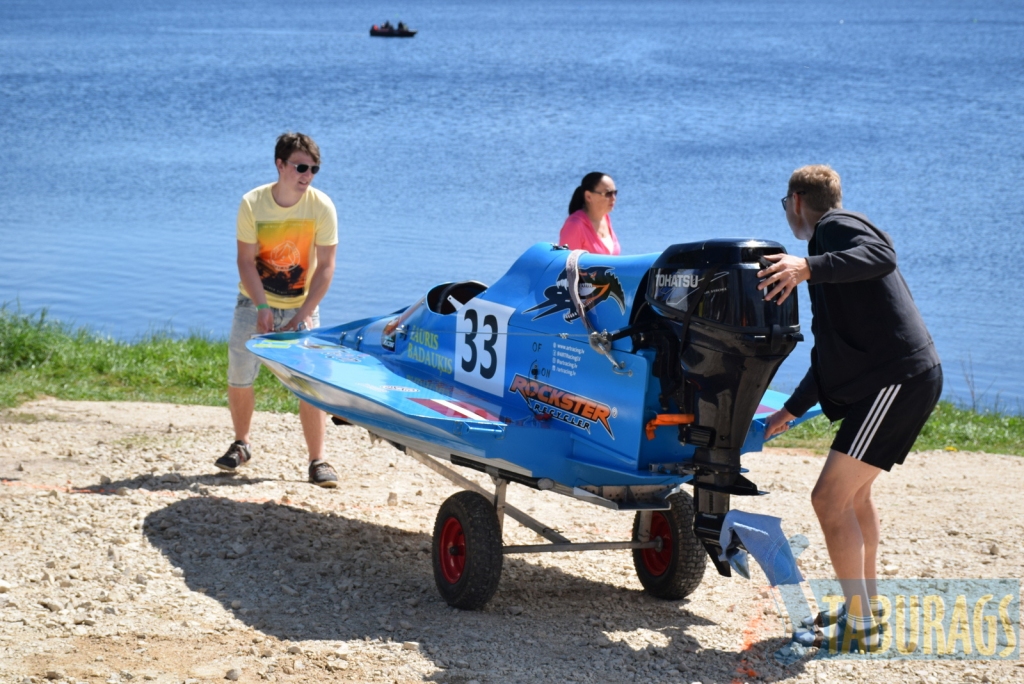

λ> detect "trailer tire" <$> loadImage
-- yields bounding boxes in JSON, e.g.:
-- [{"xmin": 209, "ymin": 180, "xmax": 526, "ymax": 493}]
[
  {"xmin": 632, "ymin": 490, "xmax": 706, "ymax": 600},
  {"xmin": 432, "ymin": 491, "xmax": 503, "ymax": 610}
]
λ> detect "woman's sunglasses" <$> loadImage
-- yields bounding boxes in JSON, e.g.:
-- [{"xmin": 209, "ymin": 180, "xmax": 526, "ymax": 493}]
[
  {"xmin": 288, "ymin": 162, "xmax": 320, "ymax": 175},
  {"xmin": 589, "ymin": 189, "xmax": 618, "ymax": 198}
]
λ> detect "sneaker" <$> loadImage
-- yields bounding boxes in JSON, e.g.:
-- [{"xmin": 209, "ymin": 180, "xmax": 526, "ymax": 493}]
[
  {"xmin": 814, "ymin": 613, "xmax": 883, "ymax": 654},
  {"xmin": 813, "ymin": 602, "xmax": 885, "ymax": 630},
  {"xmin": 813, "ymin": 603, "xmax": 848, "ymax": 630},
  {"xmin": 215, "ymin": 440, "xmax": 252, "ymax": 472},
  {"xmin": 308, "ymin": 460, "xmax": 339, "ymax": 488}
]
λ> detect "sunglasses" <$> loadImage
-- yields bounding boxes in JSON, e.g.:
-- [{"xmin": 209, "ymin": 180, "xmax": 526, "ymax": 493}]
[
  {"xmin": 781, "ymin": 191, "xmax": 805, "ymax": 210},
  {"xmin": 288, "ymin": 162, "xmax": 320, "ymax": 175},
  {"xmin": 589, "ymin": 189, "xmax": 618, "ymax": 199}
]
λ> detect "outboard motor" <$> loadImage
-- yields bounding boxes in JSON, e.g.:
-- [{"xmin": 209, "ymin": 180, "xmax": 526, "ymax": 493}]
[{"xmin": 644, "ymin": 239, "xmax": 803, "ymax": 574}]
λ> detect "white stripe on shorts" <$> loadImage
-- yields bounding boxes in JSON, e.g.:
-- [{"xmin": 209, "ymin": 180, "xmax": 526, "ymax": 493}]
[{"xmin": 849, "ymin": 384, "xmax": 902, "ymax": 461}]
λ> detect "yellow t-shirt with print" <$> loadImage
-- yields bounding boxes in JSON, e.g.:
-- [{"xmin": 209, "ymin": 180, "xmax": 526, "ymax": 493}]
[{"xmin": 236, "ymin": 183, "xmax": 339, "ymax": 309}]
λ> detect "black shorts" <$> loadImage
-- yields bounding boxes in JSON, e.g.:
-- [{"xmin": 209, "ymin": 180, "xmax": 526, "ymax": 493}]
[{"xmin": 831, "ymin": 365, "xmax": 943, "ymax": 471}]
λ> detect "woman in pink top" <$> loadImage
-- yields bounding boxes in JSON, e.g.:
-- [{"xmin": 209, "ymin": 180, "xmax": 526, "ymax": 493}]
[{"xmin": 558, "ymin": 171, "xmax": 621, "ymax": 255}]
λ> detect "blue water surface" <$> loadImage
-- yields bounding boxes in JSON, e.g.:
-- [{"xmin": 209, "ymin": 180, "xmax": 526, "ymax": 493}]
[{"xmin": 1, "ymin": 0, "xmax": 1022, "ymax": 409}]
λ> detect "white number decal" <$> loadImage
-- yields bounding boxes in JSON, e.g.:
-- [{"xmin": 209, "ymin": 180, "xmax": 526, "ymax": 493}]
[{"xmin": 455, "ymin": 301, "xmax": 513, "ymax": 396}]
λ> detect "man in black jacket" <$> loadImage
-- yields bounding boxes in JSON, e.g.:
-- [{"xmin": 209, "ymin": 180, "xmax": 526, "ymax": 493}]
[{"xmin": 759, "ymin": 165, "xmax": 942, "ymax": 652}]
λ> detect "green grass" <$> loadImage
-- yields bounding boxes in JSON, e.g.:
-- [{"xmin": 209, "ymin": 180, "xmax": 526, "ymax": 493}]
[
  {"xmin": 3, "ymin": 307, "xmax": 1023, "ymax": 455},
  {"xmin": 769, "ymin": 401, "xmax": 1024, "ymax": 457},
  {"xmin": 0, "ymin": 306, "xmax": 295, "ymax": 412}
]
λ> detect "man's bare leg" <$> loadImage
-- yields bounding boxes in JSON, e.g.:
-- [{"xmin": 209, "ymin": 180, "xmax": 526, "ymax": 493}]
[
  {"xmin": 811, "ymin": 450, "xmax": 882, "ymax": 621},
  {"xmin": 299, "ymin": 400, "xmax": 326, "ymax": 463},
  {"xmin": 853, "ymin": 479, "xmax": 881, "ymax": 601},
  {"xmin": 228, "ymin": 386, "xmax": 256, "ymax": 444}
]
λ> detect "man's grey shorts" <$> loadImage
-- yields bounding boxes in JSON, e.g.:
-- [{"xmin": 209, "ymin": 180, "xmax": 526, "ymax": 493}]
[{"xmin": 228, "ymin": 294, "xmax": 320, "ymax": 388}]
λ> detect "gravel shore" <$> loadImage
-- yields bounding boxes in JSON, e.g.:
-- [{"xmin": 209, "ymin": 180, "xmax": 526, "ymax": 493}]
[{"xmin": 1, "ymin": 399, "xmax": 1021, "ymax": 683}]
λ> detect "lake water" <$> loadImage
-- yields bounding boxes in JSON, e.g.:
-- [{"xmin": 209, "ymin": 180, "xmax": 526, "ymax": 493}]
[{"xmin": 2, "ymin": 0, "xmax": 1023, "ymax": 410}]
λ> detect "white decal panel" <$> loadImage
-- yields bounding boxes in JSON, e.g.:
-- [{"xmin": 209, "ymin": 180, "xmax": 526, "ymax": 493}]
[{"xmin": 455, "ymin": 300, "xmax": 514, "ymax": 396}]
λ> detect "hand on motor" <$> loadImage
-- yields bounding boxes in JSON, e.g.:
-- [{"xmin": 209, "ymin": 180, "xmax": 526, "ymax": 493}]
[
  {"xmin": 256, "ymin": 308, "xmax": 275, "ymax": 334},
  {"xmin": 757, "ymin": 253, "xmax": 811, "ymax": 305},
  {"xmin": 764, "ymin": 408, "xmax": 797, "ymax": 439}
]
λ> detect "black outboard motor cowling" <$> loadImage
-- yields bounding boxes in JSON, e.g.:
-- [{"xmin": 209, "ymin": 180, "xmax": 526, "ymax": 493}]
[{"xmin": 645, "ymin": 239, "xmax": 803, "ymax": 575}]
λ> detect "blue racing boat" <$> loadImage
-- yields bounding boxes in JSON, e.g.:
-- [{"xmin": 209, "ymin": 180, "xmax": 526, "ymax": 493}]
[{"xmin": 249, "ymin": 240, "xmax": 818, "ymax": 609}]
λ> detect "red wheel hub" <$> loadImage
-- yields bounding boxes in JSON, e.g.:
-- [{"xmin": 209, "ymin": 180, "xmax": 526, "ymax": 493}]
[
  {"xmin": 439, "ymin": 516, "xmax": 466, "ymax": 584},
  {"xmin": 641, "ymin": 512, "xmax": 673, "ymax": 576}
]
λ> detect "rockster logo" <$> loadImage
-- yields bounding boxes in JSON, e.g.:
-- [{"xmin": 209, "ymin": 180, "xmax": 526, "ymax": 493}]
[{"xmin": 508, "ymin": 374, "xmax": 613, "ymax": 437}]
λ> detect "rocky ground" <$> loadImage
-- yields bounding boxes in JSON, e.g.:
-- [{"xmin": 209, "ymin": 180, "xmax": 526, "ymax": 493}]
[{"xmin": 1, "ymin": 398, "xmax": 1021, "ymax": 684}]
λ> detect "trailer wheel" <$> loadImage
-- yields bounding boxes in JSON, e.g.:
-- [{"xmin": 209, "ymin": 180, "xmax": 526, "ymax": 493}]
[
  {"xmin": 632, "ymin": 490, "xmax": 706, "ymax": 600},
  {"xmin": 432, "ymin": 491, "xmax": 503, "ymax": 610}
]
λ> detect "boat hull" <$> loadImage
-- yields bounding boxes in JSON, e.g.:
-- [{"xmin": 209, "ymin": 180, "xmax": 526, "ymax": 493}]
[
  {"xmin": 370, "ymin": 29, "xmax": 417, "ymax": 38},
  {"xmin": 248, "ymin": 324, "xmax": 809, "ymax": 491}
]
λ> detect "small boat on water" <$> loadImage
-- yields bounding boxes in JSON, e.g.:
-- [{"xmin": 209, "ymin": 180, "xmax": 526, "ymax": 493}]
[{"xmin": 370, "ymin": 21, "xmax": 417, "ymax": 38}]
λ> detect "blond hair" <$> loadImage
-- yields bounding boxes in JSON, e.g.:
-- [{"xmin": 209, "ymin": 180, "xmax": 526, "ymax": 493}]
[{"xmin": 788, "ymin": 165, "xmax": 842, "ymax": 212}]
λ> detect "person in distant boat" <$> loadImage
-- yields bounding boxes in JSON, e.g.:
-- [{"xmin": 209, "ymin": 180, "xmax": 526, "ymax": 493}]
[
  {"xmin": 218, "ymin": 132, "xmax": 341, "ymax": 489},
  {"xmin": 382, "ymin": 20, "xmax": 393, "ymax": 30},
  {"xmin": 761, "ymin": 165, "xmax": 942, "ymax": 653},
  {"xmin": 558, "ymin": 172, "xmax": 621, "ymax": 255},
  {"xmin": 398, "ymin": 21, "xmax": 407, "ymax": 31}
]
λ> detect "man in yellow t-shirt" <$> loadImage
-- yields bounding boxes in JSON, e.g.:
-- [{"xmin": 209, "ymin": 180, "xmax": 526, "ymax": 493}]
[{"xmin": 217, "ymin": 132, "xmax": 340, "ymax": 488}]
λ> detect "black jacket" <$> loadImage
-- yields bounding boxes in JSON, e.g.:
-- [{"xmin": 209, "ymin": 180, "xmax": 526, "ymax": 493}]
[{"xmin": 785, "ymin": 210, "xmax": 940, "ymax": 419}]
